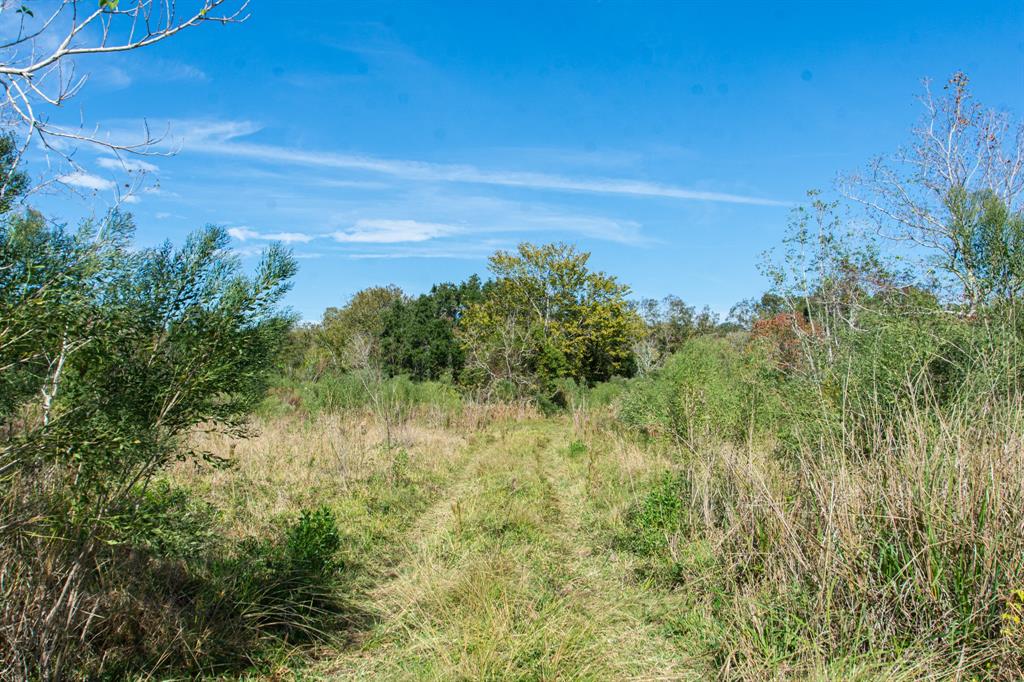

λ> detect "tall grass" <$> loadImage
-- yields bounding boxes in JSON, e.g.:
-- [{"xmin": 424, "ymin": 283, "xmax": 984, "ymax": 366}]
[{"xmin": 614, "ymin": 317, "xmax": 1024, "ymax": 678}]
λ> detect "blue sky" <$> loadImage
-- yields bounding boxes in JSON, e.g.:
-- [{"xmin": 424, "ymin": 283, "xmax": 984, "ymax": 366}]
[{"xmin": 29, "ymin": 1, "xmax": 1024, "ymax": 321}]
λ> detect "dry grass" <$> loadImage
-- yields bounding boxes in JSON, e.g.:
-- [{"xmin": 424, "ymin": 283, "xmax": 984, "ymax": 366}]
[
  {"xmin": 8, "ymin": 380, "xmax": 1019, "ymax": 679},
  {"xmin": 619, "ymin": 395, "xmax": 1024, "ymax": 679},
  {"xmin": 179, "ymin": 410, "xmax": 469, "ymax": 541}
]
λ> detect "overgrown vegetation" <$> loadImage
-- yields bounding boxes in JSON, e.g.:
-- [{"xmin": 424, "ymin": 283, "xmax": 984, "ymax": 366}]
[{"xmin": 3, "ymin": 73, "xmax": 1024, "ymax": 679}]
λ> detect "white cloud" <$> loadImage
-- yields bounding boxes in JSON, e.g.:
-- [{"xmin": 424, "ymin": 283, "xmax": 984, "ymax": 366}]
[
  {"xmin": 155, "ymin": 212, "xmax": 172, "ymax": 219},
  {"xmin": 121, "ymin": 195, "xmax": 141, "ymax": 204},
  {"xmin": 342, "ymin": 241, "xmax": 499, "ymax": 260},
  {"xmin": 346, "ymin": 192, "xmax": 654, "ymax": 246},
  {"xmin": 96, "ymin": 156, "xmax": 159, "ymax": 173},
  {"xmin": 227, "ymin": 226, "xmax": 315, "ymax": 244},
  {"xmin": 59, "ymin": 172, "xmax": 115, "ymax": 191},
  {"xmin": 227, "ymin": 226, "xmax": 260, "ymax": 240},
  {"xmin": 264, "ymin": 231, "xmax": 316, "ymax": 243},
  {"xmin": 176, "ymin": 120, "xmax": 264, "ymax": 145},
  {"xmin": 331, "ymin": 219, "xmax": 460, "ymax": 243}
]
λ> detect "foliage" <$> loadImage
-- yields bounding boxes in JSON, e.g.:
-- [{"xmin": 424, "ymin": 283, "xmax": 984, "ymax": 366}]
[
  {"xmin": 284, "ymin": 506, "xmax": 343, "ymax": 575},
  {"xmin": 315, "ymin": 285, "xmax": 406, "ymax": 372},
  {"xmin": 0, "ymin": 210, "xmax": 297, "ymax": 679},
  {"xmin": 624, "ymin": 472, "xmax": 690, "ymax": 557},
  {"xmin": 633, "ymin": 295, "xmax": 724, "ymax": 373},
  {"xmin": 618, "ymin": 336, "xmax": 780, "ymax": 449},
  {"xmin": 379, "ymin": 276, "xmax": 483, "ymax": 381},
  {"xmin": 458, "ymin": 242, "xmax": 644, "ymax": 399},
  {"xmin": 944, "ymin": 187, "xmax": 1024, "ymax": 306},
  {"xmin": 0, "ymin": 134, "xmax": 28, "ymax": 214}
]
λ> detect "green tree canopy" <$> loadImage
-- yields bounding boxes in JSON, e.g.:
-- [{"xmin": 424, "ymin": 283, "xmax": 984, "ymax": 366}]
[
  {"xmin": 316, "ymin": 285, "xmax": 406, "ymax": 370},
  {"xmin": 458, "ymin": 242, "xmax": 643, "ymax": 397},
  {"xmin": 379, "ymin": 276, "xmax": 483, "ymax": 381}
]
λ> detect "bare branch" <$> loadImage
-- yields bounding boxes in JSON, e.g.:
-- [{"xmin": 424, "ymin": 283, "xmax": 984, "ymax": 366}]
[
  {"xmin": 840, "ymin": 72, "xmax": 1024, "ymax": 308},
  {"xmin": 0, "ymin": 0, "xmax": 248, "ymax": 199}
]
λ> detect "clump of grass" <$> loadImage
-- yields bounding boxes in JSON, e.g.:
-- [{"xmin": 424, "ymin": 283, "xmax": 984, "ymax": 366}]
[{"xmin": 618, "ymin": 390, "xmax": 1024, "ymax": 678}]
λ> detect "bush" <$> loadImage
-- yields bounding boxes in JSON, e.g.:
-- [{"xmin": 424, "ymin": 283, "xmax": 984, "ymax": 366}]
[
  {"xmin": 624, "ymin": 472, "xmax": 690, "ymax": 557},
  {"xmin": 0, "ymin": 215, "xmax": 297, "ymax": 680},
  {"xmin": 285, "ymin": 506, "xmax": 343, "ymax": 575},
  {"xmin": 208, "ymin": 506, "xmax": 347, "ymax": 648},
  {"xmin": 617, "ymin": 336, "xmax": 781, "ymax": 448}
]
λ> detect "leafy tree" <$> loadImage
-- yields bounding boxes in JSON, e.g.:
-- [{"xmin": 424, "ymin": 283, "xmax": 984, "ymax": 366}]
[
  {"xmin": 944, "ymin": 188, "xmax": 1024, "ymax": 306},
  {"xmin": 459, "ymin": 243, "xmax": 643, "ymax": 397},
  {"xmin": 316, "ymin": 285, "xmax": 405, "ymax": 370},
  {"xmin": 379, "ymin": 276, "xmax": 483, "ymax": 380},
  {"xmin": 638, "ymin": 295, "xmax": 696, "ymax": 356},
  {"xmin": 3, "ymin": 213, "xmax": 296, "ymax": 509},
  {"xmin": 1, "ymin": 213, "xmax": 296, "ymax": 677},
  {"xmin": 727, "ymin": 292, "xmax": 787, "ymax": 330}
]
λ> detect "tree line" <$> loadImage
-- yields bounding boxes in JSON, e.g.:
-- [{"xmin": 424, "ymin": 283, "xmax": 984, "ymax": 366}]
[{"xmin": 284, "ymin": 242, "xmax": 780, "ymax": 405}]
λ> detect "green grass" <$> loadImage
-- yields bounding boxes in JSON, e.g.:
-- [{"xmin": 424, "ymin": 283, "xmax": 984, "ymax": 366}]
[{"xmin": 154, "ymin": 383, "xmax": 1024, "ymax": 681}]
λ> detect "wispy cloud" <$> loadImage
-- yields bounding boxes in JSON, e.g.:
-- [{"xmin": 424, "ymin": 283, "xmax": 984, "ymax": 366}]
[
  {"xmin": 331, "ymin": 219, "xmax": 460, "ymax": 243},
  {"xmin": 94, "ymin": 66, "xmax": 133, "ymax": 89},
  {"xmin": 59, "ymin": 171, "xmax": 115, "ymax": 191},
  {"xmin": 227, "ymin": 226, "xmax": 316, "ymax": 243},
  {"xmin": 149, "ymin": 58, "xmax": 209, "ymax": 83},
  {"xmin": 96, "ymin": 156, "xmax": 159, "ymax": 173},
  {"xmin": 193, "ymin": 137, "xmax": 789, "ymax": 207},
  {"xmin": 365, "ymin": 191, "xmax": 655, "ymax": 246},
  {"xmin": 166, "ymin": 120, "xmax": 789, "ymax": 207},
  {"xmin": 343, "ymin": 242, "xmax": 501, "ymax": 260},
  {"xmin": 177, "ymin": 120, "xmax": 263, "ymax": 144}
]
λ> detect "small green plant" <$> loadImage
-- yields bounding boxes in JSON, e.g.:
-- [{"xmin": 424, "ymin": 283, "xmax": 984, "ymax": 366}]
[
  {"xmin": 625, "ymin": 472, "xmax": 689, "ymax": 557},
  {"xmin": 285, "ymin": 506, "xmax": 342, "ymax": 575}
]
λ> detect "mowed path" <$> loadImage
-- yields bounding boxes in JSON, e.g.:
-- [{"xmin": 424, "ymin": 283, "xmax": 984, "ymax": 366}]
[{"xmin": 313, "ymin": 419, "xmax": 694, "ymax": 681}]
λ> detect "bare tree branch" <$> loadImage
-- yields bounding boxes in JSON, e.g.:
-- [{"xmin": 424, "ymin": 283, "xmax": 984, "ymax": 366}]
[
  {"xmin": 840, "ymin": 72, "xmax": 1024, "ymax": 308},
  {"xmin": 0, "ymin": 0, "xmax": 248, "ymax": 202}
]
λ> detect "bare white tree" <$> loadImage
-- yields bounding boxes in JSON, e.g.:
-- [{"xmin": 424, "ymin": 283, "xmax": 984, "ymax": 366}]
[
  {"xmin": 0, "ymin": 0, "xmax": 248, "ymax": 203},
  {"xmin": 841, "ymin": 72, "xmax": 1024, "ymax": 308}
]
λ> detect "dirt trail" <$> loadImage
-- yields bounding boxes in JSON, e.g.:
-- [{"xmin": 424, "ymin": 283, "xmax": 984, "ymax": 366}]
[{"xmin": 314, "ymin": 419, "xmax": 692, "ymax": 681}]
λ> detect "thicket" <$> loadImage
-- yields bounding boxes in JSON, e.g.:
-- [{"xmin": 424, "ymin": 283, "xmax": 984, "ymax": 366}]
[
  {"xmin": 614, "ymin": 75, "xmax": 1024, "ymax": 677},
  {"xmin": 0, "ymin": 185, "xmax": 354, "ymax": 678}
]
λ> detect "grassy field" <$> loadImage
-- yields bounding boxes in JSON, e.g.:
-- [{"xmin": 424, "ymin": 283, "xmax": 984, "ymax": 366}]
[
  {"xmin": 177, "ymin": 408, "xmax": 686, "ymax": 679},
  {"xmin": 166, "ymin": 397, "xmax": 992, "ymax": 681}
]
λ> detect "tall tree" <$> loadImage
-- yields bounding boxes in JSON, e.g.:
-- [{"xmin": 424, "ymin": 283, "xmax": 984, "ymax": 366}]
[
  {"xmin": 316, "ymin": 285, "xmax": 405, "ymax": 370},
  {"xmin": 459, "ymin": 243, "xmax": 642, "ymax": 397},
  {"xmin": 842, "ymin": 72, "xmax": 1024, "ymax": 310},
  {"xmin": 379, "ymin": 276, "xmax": 483, "ymax": 381}
]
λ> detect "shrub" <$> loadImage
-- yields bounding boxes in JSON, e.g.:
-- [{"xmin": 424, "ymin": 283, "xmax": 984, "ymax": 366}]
[
  {"xmin": 617, "ymin": 336, "xmax": 780, "ymax": 448},
  {"xmin": 624, "ymin": 472, "xmax": 690, "ymax": 557},
  {"xmin": 285, "ymin": 506, "xmax": 343, "ymax": 575},
  {"xmin": 0, "ymin": 215, "xmax": 297, "ymax": 679}
]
